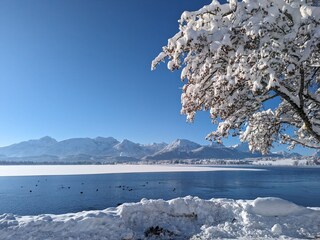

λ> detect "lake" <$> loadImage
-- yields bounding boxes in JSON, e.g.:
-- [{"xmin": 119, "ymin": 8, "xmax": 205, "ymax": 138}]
[{"xmin": 0, "ymin": 166, "xmax": 319, "ymax": 215}]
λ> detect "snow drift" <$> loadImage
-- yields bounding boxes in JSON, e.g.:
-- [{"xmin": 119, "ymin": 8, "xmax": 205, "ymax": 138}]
[{"xmin": 0, "ymin": 196, "xmax": 319, "ymax": 239}]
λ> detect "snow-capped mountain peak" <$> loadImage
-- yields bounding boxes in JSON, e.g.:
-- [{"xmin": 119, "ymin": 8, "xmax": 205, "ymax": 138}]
[
  {"xmin": 37, "ymin": 136, "xmax": 58, "ymax": 144},
  {"xmin": 0, "ymin": 136, "xmax": 303, "ymax": 161},
  {"xmin": 162, "ymin": 139, "xmax": 201, "ymax": 152},
  {"xmin": 232, "ymin": 142, "xmax": 250, "ymax": 152},
  {"xmin": 114, "ymin": 139, "xmax": 139, "ymax": 149},
  {"xmin": 209, "ymin": 141, "xmax": 225, "ymax": 148}
]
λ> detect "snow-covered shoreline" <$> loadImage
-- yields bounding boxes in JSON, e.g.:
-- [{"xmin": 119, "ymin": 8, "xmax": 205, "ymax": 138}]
[
  {"xmin": 0, "ymin": 196, "xmax": 319, "ymax": 239},
  {"xmin": 0, "ymin": 164, "xmax": 265, "ymax": 177}
]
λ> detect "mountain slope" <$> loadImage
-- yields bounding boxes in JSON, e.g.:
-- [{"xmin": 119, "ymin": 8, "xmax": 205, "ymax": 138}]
[
  {"xmin": 113, "ymin": 140, "xmax": 168, "ymax": 158},
  {"xmin": 146, "ymin": 140, "xmax": 254, "ymax": 160},
  {"xmin": 113, "ymin": 139, "xmax": 146, "ymax": 158},
  {"xmin": 0, "ymin": 136, "xmax": 302, "ymax": 161},
  {"xmin": 0, "ymin": 136, "xmax": 57, "ymax": 157},
  {"xmin": 191, "ymin": 145, "xmax": 251, "ymax": 159},
  {"xmin": 161, "ymin": 139, "xmax": 201, "ymax": 152},
  {"xmin": 145, "ymin": 139, "xmax": 200, "ymax": 160},
  {"xmin": 47, "ymin": 137, "xmax": 119, "ymax": 157},
  {"xmin": 232, "ymin": 142, "xmax": 251, "ymax": 153},
  {"xmin": 0, "ymin": 137, "xmax": 166, "ymax": 159}
]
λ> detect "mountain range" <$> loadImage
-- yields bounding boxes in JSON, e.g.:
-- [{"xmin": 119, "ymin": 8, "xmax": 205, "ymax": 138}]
[{"xmin": 0, "ymin": 136, "xmax": 301, "ymax": 163}]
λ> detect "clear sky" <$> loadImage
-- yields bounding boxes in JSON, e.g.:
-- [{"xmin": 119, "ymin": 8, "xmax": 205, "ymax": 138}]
[{"xmin": 0, "ymin": 0, "xmax": 315, "ymax": 155}]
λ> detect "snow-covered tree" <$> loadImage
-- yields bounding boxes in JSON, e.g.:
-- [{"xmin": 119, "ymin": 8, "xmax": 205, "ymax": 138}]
[{"xmin": 152, "ymin": 0, "xmax": 320, "ymax": 154}]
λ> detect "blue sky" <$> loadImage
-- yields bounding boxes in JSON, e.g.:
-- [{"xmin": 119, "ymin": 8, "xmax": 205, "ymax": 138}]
[{"xmin": 0, "ymin": 0, "xmax": 314, "ymax": 155}]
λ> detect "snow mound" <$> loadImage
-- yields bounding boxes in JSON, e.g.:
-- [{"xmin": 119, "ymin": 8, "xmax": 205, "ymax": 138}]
[
  {"xmin": 250, "ymin": 197, "xmax": 307, "ymax": 217},
  {"xmin": 0, "ymin": 196, "xmax": 319, "ymax": 239}
]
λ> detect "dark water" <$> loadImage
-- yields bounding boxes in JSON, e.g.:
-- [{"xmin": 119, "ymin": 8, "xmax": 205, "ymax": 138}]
[{"xmin": 0, "ymin": 166, "xmax": 319, "ymax": 215}]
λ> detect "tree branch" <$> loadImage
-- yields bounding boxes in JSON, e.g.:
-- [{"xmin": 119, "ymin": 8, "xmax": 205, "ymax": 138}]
[
  {"xmin": 272, "ymin": 87, "xmax": 320, "ymax": 143},
  {"xmin": 280, "ymin": 133, "xmax": 320, "ymax": 149}
]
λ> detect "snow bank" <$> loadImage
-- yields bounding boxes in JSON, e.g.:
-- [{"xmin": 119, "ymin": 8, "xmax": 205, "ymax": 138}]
[
  {"xmin": 0, "ymin": 196, "xmax": 319, "ymax": 239},
  {"xmin": 250, "ymin": 197, "xmax": 307, "ymax": 217}
]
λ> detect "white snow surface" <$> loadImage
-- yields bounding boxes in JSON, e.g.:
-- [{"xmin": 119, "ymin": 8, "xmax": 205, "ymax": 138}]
[
  {"xmin": 252, "ymin": 158, "xmax": 312, "ymax": 166},
  {"xmin": 0, "ymin": 196, "xmax": 319, "ymax": 240},
  {"xmin": 0, "ymin": 164, "xmax": 264, "ymax": 177},
  {"xmin": 250, "ymin": 197, "xmax": 306, "ymax": 217}
]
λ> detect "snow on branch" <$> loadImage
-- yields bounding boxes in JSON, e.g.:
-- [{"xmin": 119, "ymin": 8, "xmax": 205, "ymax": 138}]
[{"xmin": 152, "ymin": 0, "xmax": 320, "ymax": 153}]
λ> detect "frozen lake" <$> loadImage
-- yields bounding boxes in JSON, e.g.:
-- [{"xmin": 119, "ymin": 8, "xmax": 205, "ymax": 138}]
[
  {"xmin": 0, "ymin": 165, "xmax": 319, "ymax": 215},
  {"xmin": 0, "ymin": 164, "xmax": 263, "ymax": 176}
]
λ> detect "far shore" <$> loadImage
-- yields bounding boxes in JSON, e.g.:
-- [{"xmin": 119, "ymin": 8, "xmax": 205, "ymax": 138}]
[{"xmin": 0, "ymin": 164, "xmax": 265, "ymax": 177}]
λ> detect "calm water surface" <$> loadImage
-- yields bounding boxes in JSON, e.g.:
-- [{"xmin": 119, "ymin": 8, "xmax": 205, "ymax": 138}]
[{"xmin": 0, "ymin": 166, "xmax": 319, "ymax": 215}]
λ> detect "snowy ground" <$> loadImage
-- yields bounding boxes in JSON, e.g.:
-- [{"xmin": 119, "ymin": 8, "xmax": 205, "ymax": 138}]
[
  {"xmin": 252, "ymin": 158, "xmax": 313, "ymax": 166},
  {"xmin": 0, "ymin": 196, "xmax": 319, "ymax": 239},
  {"xmin": 0, "ymin": 164, "xmax": 264, "ymax": 177}
]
